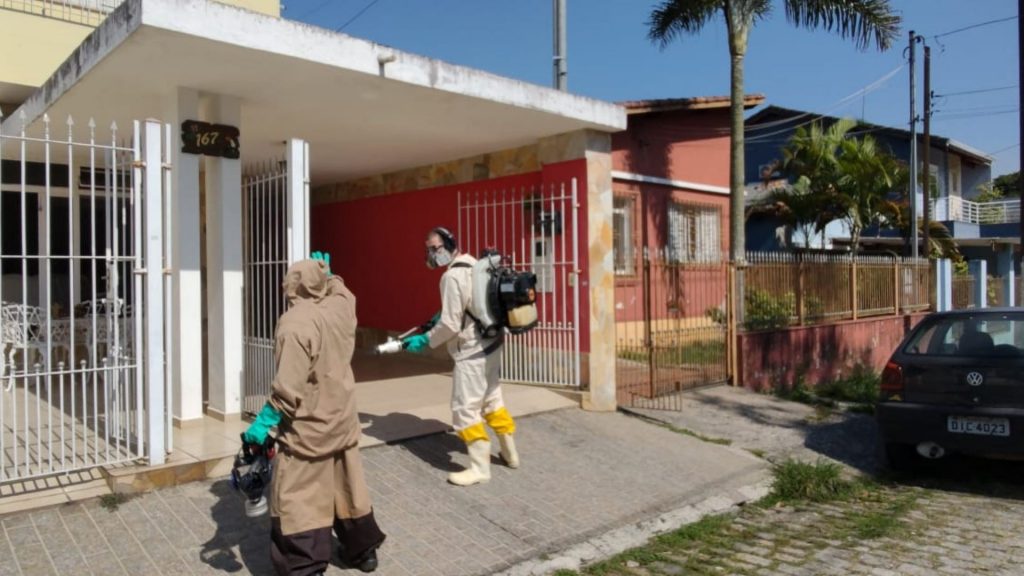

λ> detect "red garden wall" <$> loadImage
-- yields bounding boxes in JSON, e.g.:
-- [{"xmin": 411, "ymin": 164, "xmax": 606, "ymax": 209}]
[{"xmin": 738, "ymin": 313, "xmax": 930, "ymax": 391}]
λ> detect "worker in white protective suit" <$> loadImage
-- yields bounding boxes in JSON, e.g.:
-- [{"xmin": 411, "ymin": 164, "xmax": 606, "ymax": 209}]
[{"xmin": 401, "ymin": 227, "xmax": 520, "ymax": 486}]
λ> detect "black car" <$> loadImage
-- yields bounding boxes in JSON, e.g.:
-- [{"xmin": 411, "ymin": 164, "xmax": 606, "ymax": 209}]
[{"xmin": 876, "ymin": 308, "xmax": 1024, "ymax": 469}]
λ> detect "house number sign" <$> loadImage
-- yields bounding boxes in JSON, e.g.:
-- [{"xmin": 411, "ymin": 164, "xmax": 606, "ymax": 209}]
[{"xmin": 181, "ymin": 120, "xmax": 240, "ymax": 159}]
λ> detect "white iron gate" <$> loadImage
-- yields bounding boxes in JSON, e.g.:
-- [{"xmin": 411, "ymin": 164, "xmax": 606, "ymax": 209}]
[
  {"xmin": 0, "ymin": 112, "xmax": 169, "ymax": 482},
  {"xmin": 241, "ymin": 140, "xmax": 309, "ymax": 415},
  {"xmin": 457, "ymin": 179, "xmax": 581, "ymax": 387}
]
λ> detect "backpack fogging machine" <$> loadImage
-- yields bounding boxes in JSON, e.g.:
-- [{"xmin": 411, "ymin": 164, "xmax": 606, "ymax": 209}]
[{"xmin": 373, "ymin": 251, "xmax": 538, "ymax": 356}]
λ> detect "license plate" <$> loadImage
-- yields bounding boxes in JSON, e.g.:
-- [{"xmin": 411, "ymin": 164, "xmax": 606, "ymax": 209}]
[{"xmin": 947, "ymin": 416, "xmax": 1010, "ymax": 437}]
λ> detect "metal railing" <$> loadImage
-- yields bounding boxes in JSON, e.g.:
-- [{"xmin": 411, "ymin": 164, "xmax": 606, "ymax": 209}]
[
  {"xmin": 458, "ymin": 180, "xmax": 582, "ymax": 388},
  {"xmin": 740, "ymin": 252, "xmax": 931, "ymax": 331},
  {"xmin": 0, "ymin": 112, "xmax": 169, "ymax": 482},
  {"xmin": 931, "ymin": 196, "xmax": 1021, "ymax": 225},
  {"xmin": 0, "ymin": 0, "xmax": 120, "ymax": 26},
  {"xmin": 952, "ymin": 275, "xmax": 976, "ymax": 309}
]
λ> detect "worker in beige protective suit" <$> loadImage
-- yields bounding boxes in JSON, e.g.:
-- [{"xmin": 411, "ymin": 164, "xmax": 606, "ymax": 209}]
[
  {"xmin": 243, "ymin": 258, "xmax": 385, "ymax": 575},
  {"xmin": 401, "ymin": 227, "xmax": 520, "ymax": 486}
]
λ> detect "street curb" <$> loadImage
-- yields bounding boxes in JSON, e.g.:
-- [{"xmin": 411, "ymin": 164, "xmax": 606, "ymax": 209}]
[{"xmin": 492, "ymin": 476, "xmax": 772, "ymax": 576}]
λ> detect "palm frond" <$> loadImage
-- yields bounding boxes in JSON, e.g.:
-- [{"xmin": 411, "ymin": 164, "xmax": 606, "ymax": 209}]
[
  {"xmin": 783, "ymin": 0, "xmax": 901, "ymax": 51},
  {"xmin": 647, "ymin": 0, "xmax": 723, "ymax": 48}
]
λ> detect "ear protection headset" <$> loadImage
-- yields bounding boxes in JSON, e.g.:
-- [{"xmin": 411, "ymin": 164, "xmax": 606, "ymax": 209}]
[{"xmin": 432, "ymin": 227, "xmax": 457, "ymax": 253}]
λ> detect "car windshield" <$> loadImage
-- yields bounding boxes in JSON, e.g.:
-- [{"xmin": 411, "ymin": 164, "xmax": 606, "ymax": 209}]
[{"xmin": 904, "ymin": 312, "xmax": 1024, "ymax": 357}]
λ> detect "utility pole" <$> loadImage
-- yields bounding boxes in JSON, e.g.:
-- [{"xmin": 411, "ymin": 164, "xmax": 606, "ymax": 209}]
[
  {"xmin": 553, "ymin": 0, "xmax": 567, "ymax": 91},
  {"xmin": 909, "ymin": 30, "xmax": 919, "ymax": 259},
  {"xmin": 922, "ymin": 45, "xmax": 932, "ymax": 260},
  {"xmin": 1018, "ymin": 0, "xmax": 1023, "ymax": 268}
]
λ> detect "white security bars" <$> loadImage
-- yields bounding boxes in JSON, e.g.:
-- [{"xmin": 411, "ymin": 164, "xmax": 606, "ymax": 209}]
[
  {"xmin": 457, "ymin": 179, "xmax": 581, "ymax": 388},
  {"xmin": 0, "ymin": 0, "xmax": 122, "ymax": 26},
  {"xmin": 0, "ymin": 111, "xmax": 168, "ymax": 482}
]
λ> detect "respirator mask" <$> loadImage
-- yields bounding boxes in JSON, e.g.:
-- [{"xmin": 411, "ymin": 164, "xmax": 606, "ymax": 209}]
[{"xmin": 426, "ymin": 246, "xmax": 453, "ymax": 269}]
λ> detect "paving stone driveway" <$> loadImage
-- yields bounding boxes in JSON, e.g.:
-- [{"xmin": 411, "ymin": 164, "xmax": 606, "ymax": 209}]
[{"xmin": 625, "ymin": 386, "xmax": 1024, "ymax": 576}]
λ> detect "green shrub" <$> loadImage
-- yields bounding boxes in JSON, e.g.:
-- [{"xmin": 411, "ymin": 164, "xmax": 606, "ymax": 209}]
[
  {"xmin": 744, "ymin": 290, "xmax": 795, "ymax": 331},
  {"xmin": 769, "ymin": 460, "xmax": 853, "ymax": 503}
]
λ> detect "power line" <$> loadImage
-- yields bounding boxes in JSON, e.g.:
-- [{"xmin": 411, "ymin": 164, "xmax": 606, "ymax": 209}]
[
  {"xmin": 933, "ymin": 15, "xmax": 1018, "ymax": 40},
  {"xmin": 931, "ymin": 109, "xmax": 1020, "ymax": 121},
  {"xmin": 935, "ymin": 85, "xmax": 1019, "ymax": 98},
  {"xmin": 291, "ymin": 0, "xmax": 334, "ymax": 21},
  {"xmin": 337, "ymin": 0, "xmax": 384, "ymax": 32},
  {"xmin": 744, "ymin": 65, "xmax": 905, "ymax": 143},
  {"xmin": 989, "ymin": 143, "xmax": 1021, "ymax": 155}
]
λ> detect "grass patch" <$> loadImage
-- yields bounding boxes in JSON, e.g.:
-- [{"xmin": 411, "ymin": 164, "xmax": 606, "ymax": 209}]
[
  {"xmin": 845, "ymin": 494, "xmax": 916, "ymax": 539},
  {"xmin": 816, "ymin": 364, "xmax": 880, "ymax": 406},
  {"xmin": 660, "ymin": 422, "xmax": 732, "ymax": 446},
  {"xmin": 99, "ymin": 492, "xmax": 132, "ymax": 512},
  {"xmin": 746, "ymin": 448, "xmax": 767, "ymax": 459},
  {"xmin": 618, "ymin": 340, "xmax": 726, "ymax": 367},
  {"xmin": 767, "ymin": 460, "xmax": 855, "ymax": 504},
  {"xmin": 581, "ymin": 513, "xmax": 737, "ymax": 575}
]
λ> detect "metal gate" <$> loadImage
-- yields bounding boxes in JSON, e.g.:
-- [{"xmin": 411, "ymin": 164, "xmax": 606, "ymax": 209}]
[
  {"xmin": 241, "ymin": 140, "xmax": 308, "ymax": 415},
  {"xmin": 0, "ymin": 113, "xmax": 169, "ymax": 482},
  {"xmin": 615, "ymin": 217, "xmax": 731, "ymax": 410},
  {"xmin": 457, "ymin": 179, "xmax": 581, "ymax": 388}
]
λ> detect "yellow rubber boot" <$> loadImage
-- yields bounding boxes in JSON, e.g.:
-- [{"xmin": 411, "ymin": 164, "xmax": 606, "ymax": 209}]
[{"xmin": 448, "ymin": 440, "xmax": 492, "ymax": 486}]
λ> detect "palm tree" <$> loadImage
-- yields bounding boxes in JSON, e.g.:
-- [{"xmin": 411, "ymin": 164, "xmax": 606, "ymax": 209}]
[
  {"xmin": 779, "ymin": 119, "xmax": 905, "ymax": 252},
  {"xmin": 747, "ymin": 176, "xmax": 830, "ymax": 248},
  {"xmin": 829, "ymin": 134, "xmax": 906, "ymax": 250},
  {"xmin": 647, "ymin": 0, "xmax": 901, "ymax": 261}
]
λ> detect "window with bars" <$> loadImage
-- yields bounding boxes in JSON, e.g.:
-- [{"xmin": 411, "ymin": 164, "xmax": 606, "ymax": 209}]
[
  {"xmin": 613, "ymin": 196, "xmax": 636, "ymax": 276},
  {"xmin": 667, "ymin": 202, "xmax": 721, "ymax": 264}
]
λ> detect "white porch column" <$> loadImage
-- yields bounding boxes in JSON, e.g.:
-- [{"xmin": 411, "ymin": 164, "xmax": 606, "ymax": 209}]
[
  {"xmin": 164, "ymin": 88, "xmax": 204, "ymax": 424},
  {"xmin": 204, "ymin": 95, "xmax": 243, "ymax": 420},
  {"xmin": 935, "ymin": 258, "xmax": 953, "ymax": 312},
  {"xmin": 286, "ymin": 139, "xmax": 310, "ymax": 264},
  {"xmin": 968, "ymin": 260, "xmax": 988, "ymax": 309}
]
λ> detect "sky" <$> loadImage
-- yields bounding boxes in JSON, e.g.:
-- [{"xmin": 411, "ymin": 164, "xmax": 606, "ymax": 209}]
[{"xmin": 282, "ymin": 0, "xmax": 1021, "ymax": 177}]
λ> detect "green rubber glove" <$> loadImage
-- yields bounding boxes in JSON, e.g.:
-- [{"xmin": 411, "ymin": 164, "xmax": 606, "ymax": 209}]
[
  {"xmin": 420, "ymin": 311, "xmax": 441, "ymax": 332},
  {"xmin": 243, "ymin": 403, "xmax": 282, "ymax": 445},
  {"xmin": 402, "ymin": 334, "xmax": 430, "ymax": 353},
  {"xmin": 311, "ymin": 251, "xmax": 332, "ymax": 276}
]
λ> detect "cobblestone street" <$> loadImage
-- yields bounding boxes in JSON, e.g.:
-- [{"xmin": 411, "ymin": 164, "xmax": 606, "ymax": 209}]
[{"xmin": 566, "ymin": 470, "xmax": 1024, "ymax": 576}]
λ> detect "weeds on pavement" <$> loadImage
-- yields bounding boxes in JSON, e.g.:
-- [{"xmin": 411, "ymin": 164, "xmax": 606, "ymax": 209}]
[{"xmin": 557, "ymin": 460, "xmax": 921, "ymax": 576}]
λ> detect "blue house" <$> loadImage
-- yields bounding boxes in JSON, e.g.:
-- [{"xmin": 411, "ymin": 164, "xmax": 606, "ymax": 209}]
[{"xmin": 744, "ymin": 105, "xmax": 1009, "ymax": 273}]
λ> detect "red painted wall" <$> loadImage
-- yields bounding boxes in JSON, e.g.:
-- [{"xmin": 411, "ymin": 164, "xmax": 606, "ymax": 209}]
[
  {"xmin": 612, "ymin": 109, "xmax": 732, "ymax": 187},
  {"xmin": 611, "ymin": 107, "xmax": 734, "ymax": 325},
  {"xmin": 311, "ymin": 159, "xmax": 591, "ymax": 352},
  {"xmin": 738, "ymin": 313, "xmax": 930, "ymax": 392}
]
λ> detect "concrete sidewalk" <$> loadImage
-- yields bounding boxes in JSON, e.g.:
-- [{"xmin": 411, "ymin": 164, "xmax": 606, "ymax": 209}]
[{"xmin": 0, "ymin": 408, "xmax": 768, "ymax": 576}]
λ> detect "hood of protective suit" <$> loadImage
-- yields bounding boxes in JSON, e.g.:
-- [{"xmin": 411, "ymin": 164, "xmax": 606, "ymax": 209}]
[{"xmin": 282, "ymin": 259, "xmax": 329, "ymax": 305}]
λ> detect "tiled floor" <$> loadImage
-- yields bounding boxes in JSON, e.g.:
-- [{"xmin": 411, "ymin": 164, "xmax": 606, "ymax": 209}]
[{"xmin": 1, "ymin": 352, "xmax": 579, "ymax": 516}]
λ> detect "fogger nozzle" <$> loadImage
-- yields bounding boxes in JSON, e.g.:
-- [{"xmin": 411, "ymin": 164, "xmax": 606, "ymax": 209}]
[{"xmin": 374, "ymin": 338, "xmax": 405, "ymax": 355}]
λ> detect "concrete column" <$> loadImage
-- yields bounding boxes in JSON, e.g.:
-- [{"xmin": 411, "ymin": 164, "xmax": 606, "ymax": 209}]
[
  {"xmin": 968, "ymin": 259, "xmax": 987, "ymax": 309},
  {"xmin": 164, "ymin": 87, "xmax": 205, "ymax": 425},
  {"xmin": 935, "ymin": 258, "xmax": 953, "ymax": 312},
  {"xmin": 204, "ymin": 95, "xmax": 243, "ymax": 420},
  {"xmin": 997, "ymin": 245, "xmax": 1015, "ymax": 307},
  {"xmin": 583, "ymin": 135, "xmax": 616, "ymax": 412}
]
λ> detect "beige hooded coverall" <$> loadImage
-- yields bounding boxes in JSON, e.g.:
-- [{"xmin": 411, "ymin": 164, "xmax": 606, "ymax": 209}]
[
  {"xmin": 425, "ymin": 253, "xmax": 516, "ymax": 444},
  {"xmin": 268, "ymin": 260, "xmax": 385, "ymax": 575}
]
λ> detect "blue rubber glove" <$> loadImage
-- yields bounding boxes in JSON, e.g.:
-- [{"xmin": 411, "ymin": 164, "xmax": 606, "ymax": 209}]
[
  {"xmin": 311, "ymin": 251, "xmax": 332, "ymax": 276},
  {"xmin": 402, "ymin": 334, "xmax": 430, "ymax": 353},
  {"xmin": 243, "ymin": 403, "xmax": 282, "ymax": 445},
  {"xmin": 420, "ymin": 311, "xmax": 441, "ymax": 332}
]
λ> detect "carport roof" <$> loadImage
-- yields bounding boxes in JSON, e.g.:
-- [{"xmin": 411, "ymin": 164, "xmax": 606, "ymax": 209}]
[{"xmin": 3, "ymin": 0, "xmax": 626, "ymax": 186}]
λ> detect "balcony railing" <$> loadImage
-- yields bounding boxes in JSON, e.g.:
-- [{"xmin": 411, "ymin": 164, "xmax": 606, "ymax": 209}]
[
  {"xmin": 0, "ymin": 0, "xmax": 121, "ymax": 26},
  {"xmin": 931, "ymin": 196, "xmax": 1021, "ymax": 225}
]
